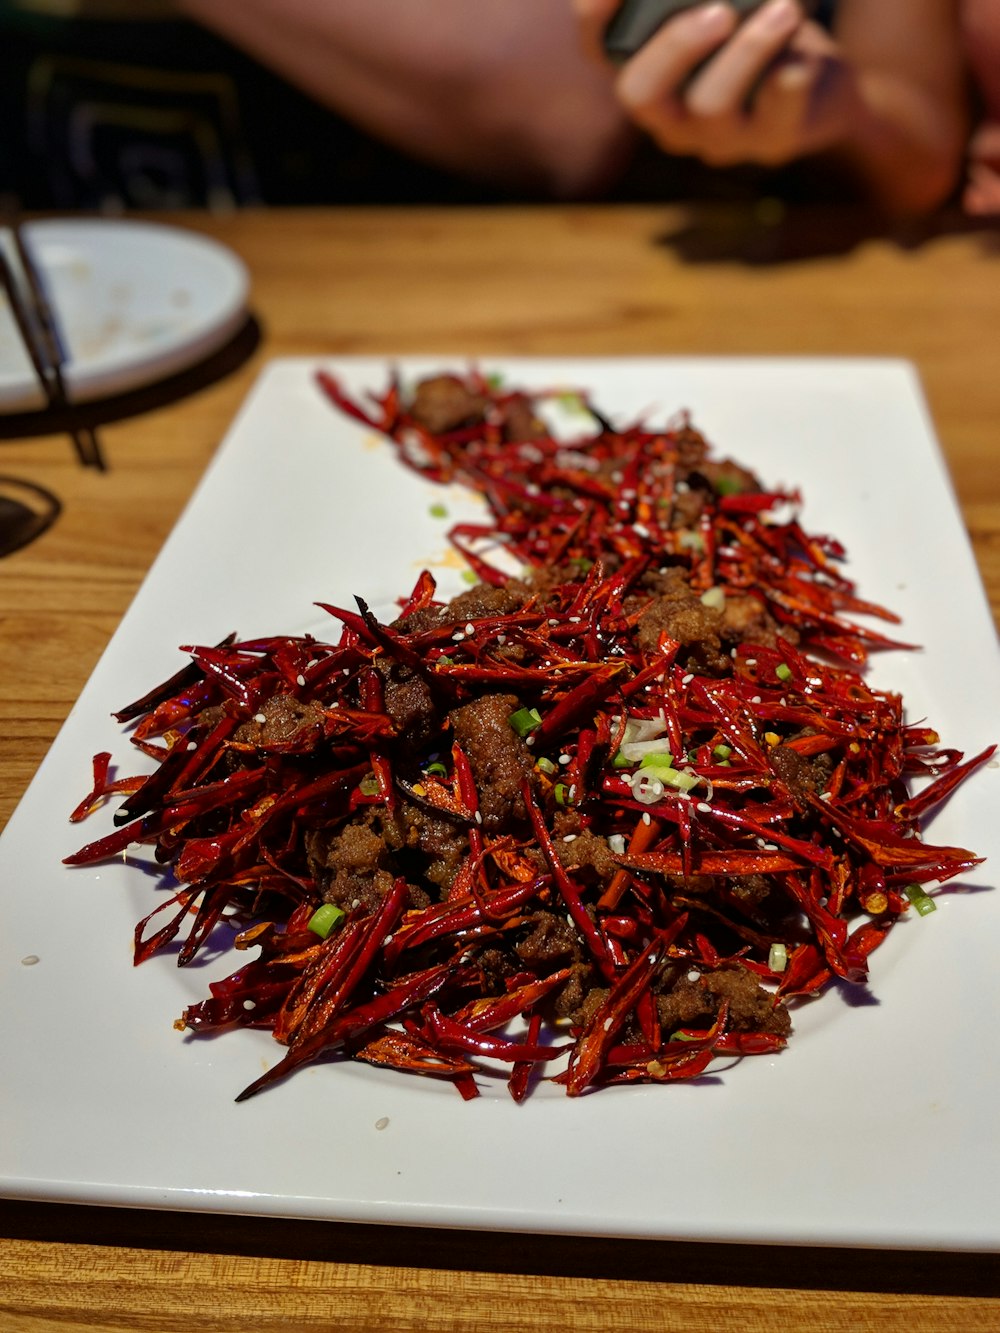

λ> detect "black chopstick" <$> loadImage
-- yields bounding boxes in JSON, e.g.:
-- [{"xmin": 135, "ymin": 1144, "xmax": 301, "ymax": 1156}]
[{"xmin": 1, "ymin": 223, "xmax": 106, "ymax": 471}]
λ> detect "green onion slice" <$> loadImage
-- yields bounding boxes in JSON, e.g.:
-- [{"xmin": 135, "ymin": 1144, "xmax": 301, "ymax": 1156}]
[
  {"xmin": 903, "ymin": 884, "xmax": 937, "ymax": 916},
  {"xmin": 307, "ymin": 904, "xmax": 346, "ymax": 939},
  {"xmin": 508, "ymin": 706, "xmax": 542, "ymax": 737}
]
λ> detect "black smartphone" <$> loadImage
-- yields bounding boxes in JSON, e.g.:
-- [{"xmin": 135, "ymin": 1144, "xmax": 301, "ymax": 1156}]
[{"xmin": 603, "ymin": 0, "xmax": 794, "ymax": 63}]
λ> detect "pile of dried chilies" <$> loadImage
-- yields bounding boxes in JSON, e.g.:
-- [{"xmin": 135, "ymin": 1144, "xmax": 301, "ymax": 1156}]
[{"xmin": 67, "ymin": 368, "xmax": 993, "ymax": 1102}]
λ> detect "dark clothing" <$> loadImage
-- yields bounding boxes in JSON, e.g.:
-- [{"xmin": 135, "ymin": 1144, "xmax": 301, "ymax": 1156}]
[
  {"xmin": 0, "ymin": 3, "xmax": 842, "ymax": 213},
  {"xmin": 0, "ymin": 10, "xmax": 499, "ymax": 210}
]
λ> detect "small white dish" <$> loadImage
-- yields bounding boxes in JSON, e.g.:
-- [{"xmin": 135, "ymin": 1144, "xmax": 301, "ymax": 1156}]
[
  {"xmin": 0, "ymin": 357, "xmax": 997, "ymax": 1249},
  {"xmin": 0, "ymin": 217, "xmax": 249, "ymax": 412}
]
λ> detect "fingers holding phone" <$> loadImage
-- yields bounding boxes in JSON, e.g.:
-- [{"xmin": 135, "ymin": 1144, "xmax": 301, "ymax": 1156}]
[{"xmin": 578, "ymin": 0, "xmax": 850, "ymax": 169}]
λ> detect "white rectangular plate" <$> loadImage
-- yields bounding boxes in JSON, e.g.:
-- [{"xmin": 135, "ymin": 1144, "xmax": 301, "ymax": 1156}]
[{"xmin": 2, "ymin": 357, "xmax": 998, "ymax": 1250}]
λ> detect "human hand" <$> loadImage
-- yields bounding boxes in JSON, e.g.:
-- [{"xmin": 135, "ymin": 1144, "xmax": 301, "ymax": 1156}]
[
  {"xmin": 574, "ymin": 0, "xmax": 859, "ymax": 169},
  {"xmin": 963, "ymin": 123, "xmax": 1000, "ymax": 216}
]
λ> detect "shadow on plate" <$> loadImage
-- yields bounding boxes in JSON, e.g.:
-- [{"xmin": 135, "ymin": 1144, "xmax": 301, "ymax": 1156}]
[{"xmin": 0, "ymin": 312, "xmax": 263, "ymax": 445}]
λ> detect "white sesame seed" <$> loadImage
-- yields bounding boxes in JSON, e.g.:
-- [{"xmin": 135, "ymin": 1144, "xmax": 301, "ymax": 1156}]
[
  {"xmin": 296, "ymin": 674, "xmax": 306, "ymax": 687},
  {"xmin": 681, "ymin": 673, "xmax": 694, "ymax": 686},
  {"xmin": 563, "ymin": 833, "xmax": 577, "ymax": 843},
  {"xmin": 474, "ymin": 810, "xmax": 483, "ymax": 824},
  {"xmin": 642, "ymin": 812, "xmax": 651, "ymax": 825},
  {"xmin": 696, "ymin": 801, "xmax": 712, "ymax": 813},
  {"xmin": 452, "ymin": 631, "xmax": 465, "ymax": 642},
  {"xmin": 687, "ymin": 969, "xmax": 700, "ymax": 983},
  {"xmin": 559, "ymin": 754, "xmax": 571, "ymax": 765},
  {"xmin": 375, "ymin": 1116, "xmax": 390, "ymax": 1131},
  {"xmin": 465, "ymin": 623, "xmax": 475, "ymax": 636},
  {"xmin": 242, "ymin": 999, "xmax": 256, "ymax": 1010},
  {"xmin": 21, "ymin": 955, "xmax": 40, "ymax": 966},
  {"xmin": 254, "ymin": 713, "xmax": 267, "ymax": 724}
]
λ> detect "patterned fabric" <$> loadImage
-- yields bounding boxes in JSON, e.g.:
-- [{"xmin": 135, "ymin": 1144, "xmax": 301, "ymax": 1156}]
[
  {"xmin": 0, "ymin": 6, "xmax": 496, "ymax": 209},
  {"xmin": 0, "ymin": 2, "xmax": 842, "ymax": 212}
]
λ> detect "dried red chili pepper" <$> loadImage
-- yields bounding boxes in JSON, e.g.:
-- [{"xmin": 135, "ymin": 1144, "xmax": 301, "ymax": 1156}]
[{"xmin": 65, "ymin": 367, "xmax": 992, "ymax": 1104}]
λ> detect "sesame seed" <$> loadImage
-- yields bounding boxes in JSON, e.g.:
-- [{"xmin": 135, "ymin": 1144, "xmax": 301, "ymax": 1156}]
[
  {"xmin": 254, "ymin": 713, "xmax": 267, "ymax": 724},
  {"xmin": 642, "ymin": 812, "xmax": 651, "ymax": 825},
  {"xmin": 696, "ymin": 801, "xmax": 712, "ymax": 813},
  {"xmin": 474, "ymin": 810, "xmax": 483, "ymax": 824},
  {"xmin": 681, "ymin": 673, "xmax": 694, "ymax": 686},
  {"xmin": 559, "ymin": 754, "xmax": 571, "ymax": 765},
  {"xmin": 21, "ymin": 955, "xmax": 40, "ymax": 966},
  {"xmin": 563, "ymin": 833, "xmax": 577, "ymax": 843},
  {"xmin": 296, "ymin": 674, "xmax": 306, "ymax": 687},
  {"xmin": 242, "ymin": 999, "xmax": 256, "ymax": 1011}
]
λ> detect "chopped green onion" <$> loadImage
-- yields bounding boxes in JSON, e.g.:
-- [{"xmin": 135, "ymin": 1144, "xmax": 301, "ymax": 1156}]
[
  {"xmin": 429, "ymin": 502, "xmax": 448, "ymax": 519},
  {"xmin": 424, "ymin": 762, "xmax": 448, "ymax": 777},
  {"xmin": 307, "ymin": 904, "xmax": 346, "ymax": 939},
  {"xmin": 485, "ymin": 371, "xmax": 504, "ymax": 388},
  {"xmin": 768, "ymin": 942, "xmax": 788, "ymax": 973},
  {"xmin": 358, "ymin": 775, "xmax": 380, "ymax": 796},
  {"xmin": 712, "ymin": 475, "xmax": 744, "ymax": 496},
  {"xmin": 639, "ymin": 751, "xmax": 675, "ymax": 772},
  {"xmin": 554, "ymin": 782, "xmax": 572, "ymax": 805},
  {"xmin": 712, "ymin": 744, "xmax": 732, "ymax": 760},
  {"xmin": 775, "ymin": 663, "xmax": 793, "ymax": 682},
  {"xmin": 508, "ymin": 706, "xmax": 542, "ymax": 737},
  {"xmin": 535, "ymin": 756, "xmax": 558, "ymax": 776},
  {"xmin": 612, "ymin": 750, "xmax": 633, "ymax": 769},
  {"xmin": 904, "ymin": 884, "xmax": 937, "ymax": 916},
  {"xmin": 461, "ymin": 569, "xmax": 478, "ymax": 585}
]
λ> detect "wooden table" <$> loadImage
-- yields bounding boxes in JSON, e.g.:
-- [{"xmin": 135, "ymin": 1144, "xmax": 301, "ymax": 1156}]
[{"xmin": 2, "ymin": 204, "xmax": 998, "ymax": 1331}]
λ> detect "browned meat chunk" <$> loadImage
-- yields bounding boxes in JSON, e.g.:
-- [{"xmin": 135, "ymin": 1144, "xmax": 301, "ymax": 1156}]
[
  {"xmin": 720, "ymin": 593, "xmax": 794, "ymax": 649},
  {"xmin": 449, "ymin": 692, "xmax": 536, "ymax": 832},
  {"xmin": 234, "ymin": 694, "xmax": 326, "ymax": 751},
  {"xmin": 769, "ymin": 743, "xmax": 833, "ymax": 801},
  {"xmin": 698, "ymin": 458, "xmax": 760, "ymax": 497},
  {"xmin": 634, "ymin": 568, "xmax": 729, "ymax": 672},
  {"xmin": 657, "ymin": 966, "xmax": 790, "ymax": 1037},
  {"xmin": 409, "ymin": 374, "xmax": 487, "ymax": 434}
]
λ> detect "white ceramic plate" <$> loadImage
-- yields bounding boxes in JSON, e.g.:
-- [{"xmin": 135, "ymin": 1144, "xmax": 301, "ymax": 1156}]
[
  {"xmin": 0, "ymin": 218, "xmax": 249, "ymax": 412},
  {"xmin": 2, "ymin": 357, "xmax": 998, "ymax": 1249}
]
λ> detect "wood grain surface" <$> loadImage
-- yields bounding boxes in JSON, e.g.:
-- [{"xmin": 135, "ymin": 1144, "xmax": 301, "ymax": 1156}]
[{"xmin": 2, "ymin": 203, "xmax": 998, "ymax": 1331}]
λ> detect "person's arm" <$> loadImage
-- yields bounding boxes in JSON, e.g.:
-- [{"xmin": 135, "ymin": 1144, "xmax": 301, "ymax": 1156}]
[
  {"xmin": 575, "ymin": 0, "xmax": 969, "ymax": 215},
  {"xmin": 175, "ymin": 0, "xmax": 634, "ymax": 198}
]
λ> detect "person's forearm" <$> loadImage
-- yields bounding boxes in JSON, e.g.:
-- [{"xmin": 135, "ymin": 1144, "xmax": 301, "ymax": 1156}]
[
  {"xmin": 831, "ymin": 72, "xmax": 969, "ymax": 215},
  {"xmin": 175, "ymin": 0, "xmax": 632, "ymax": 196}
]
